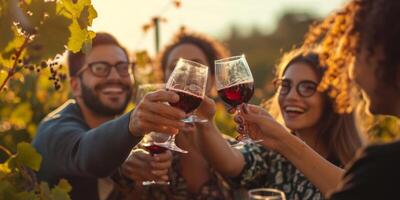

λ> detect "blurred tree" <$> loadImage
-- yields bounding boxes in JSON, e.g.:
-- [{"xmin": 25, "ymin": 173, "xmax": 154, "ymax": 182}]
[
  {"xmin": 223, "ymin": 11, "xmax": 400, "ymax": 141},
  {"xmin": 224, "ymin": 12, "xmax": 317, "ymax": 103}
]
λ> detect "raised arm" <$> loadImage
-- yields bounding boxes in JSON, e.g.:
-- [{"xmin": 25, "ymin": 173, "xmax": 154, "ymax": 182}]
[
  {"xmin": 34, "ymin": 90, "xmax": 186, "ymax": 179},
  {"xmin": 195, "ymin": 97, "xmax": 246, "ymax": 177},
  {"xmin": 239, "ymin": 104, "xmax": 344, "ymax": 196}
]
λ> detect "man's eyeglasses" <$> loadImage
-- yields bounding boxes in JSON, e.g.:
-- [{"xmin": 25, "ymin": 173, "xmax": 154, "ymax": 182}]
[
  {"xmin": 274, "ymin": 79, "xmax": 318, "ymax": 98},
  {"xmin": 77, "ymin": 61, "xmax": 134, "ymax": 77}
]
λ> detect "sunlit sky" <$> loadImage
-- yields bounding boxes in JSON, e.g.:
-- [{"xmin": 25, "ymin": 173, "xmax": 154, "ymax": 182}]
[{"xmin": 91, "ymin": 0, "xmax": 347, "ymax": 55}]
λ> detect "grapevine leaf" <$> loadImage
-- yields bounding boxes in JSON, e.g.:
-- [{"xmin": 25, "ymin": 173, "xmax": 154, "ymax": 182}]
[
  {"xmin": 15, "ymin": 142, "xmax": 42, "ymax": 171},
  {"xmin": 50, "ymin": 180, "xmax": 71, "ymax": 200},
  {"xmin": 28, "ymin": 14, "xmax": 72, "ymax": 63},
  {"xmin": 58, "ymin": 0, "xmax": 91, "ymax": 18},
  {"xmin": 86, "ymin": 5, "xmax": 97, "ymax": 26},
  {"xmin": 67, "ymin": 20, "xmax": 95, "ymax": 53},
  {"xmin": 77, "ymin": 5, "xmax": 97, "ymax": 29},
  {"xmin": 57, "ymin": 179, "xmax": 72, "ymax": 193},
  {"xmin": 0, "ymin": 163, "xmax": 11, "ymax": 178}
]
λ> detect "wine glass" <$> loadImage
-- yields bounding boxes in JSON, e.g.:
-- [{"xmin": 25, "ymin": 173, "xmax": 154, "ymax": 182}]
[
  {"xmin": 215, "ymin": 55, "xmax": 262, "ymax": 146},
  {"xmin": 141, "ymin": 132, "xmax": 171, "ymax": 186},
  {"xmin": 166, "ymin": 58, "xmax": 208, "ymax": 123},
  {"xmin": 136, "ymin": 83, "xmax": 188, "ymax": 154},
  {"xmin": 248, "ymin": 188, "xmax": 286, "ymax": 200}
]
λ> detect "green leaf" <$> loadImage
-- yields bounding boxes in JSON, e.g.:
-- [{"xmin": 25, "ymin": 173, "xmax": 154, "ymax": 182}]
[
  {"xmin": 50, "ymin": 180, "xmax": 71, "ymax": 200},
  {"xmin": 0, "ymin": 163, "xmax": 11, "ymax": 178},
  {"xmin": 15, "ymin": 142, "xmax": 42, "ymax": 171},
  {"xmin": 28, "ymin": 13, "xmax": 72, "ymax": 63},
  {"xmin": 77, "ymin": 5, "xmax": 97, "ymax": 29},
  {"xmin": 56, "ymin": 179, "xmax": 72, "ymax": 193},
  {"xmin": 86, "ymin": 5, "xmax": 97, "ymax": 26},
  {"xmin": 67, "ymin": 20, "xmax": 95, "ymax": 53},
  {"xmin": 58, "ymin": 0, "xmax": 91, "ymax": 18}
]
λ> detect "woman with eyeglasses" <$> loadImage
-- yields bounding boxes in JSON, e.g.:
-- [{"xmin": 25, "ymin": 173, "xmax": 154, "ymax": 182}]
[{"xmin": 196, "ymin": 48, "xmax": 366, "ymax": 199}]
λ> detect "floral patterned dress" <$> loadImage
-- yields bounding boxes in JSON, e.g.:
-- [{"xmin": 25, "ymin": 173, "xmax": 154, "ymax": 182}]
[{"xmin": 229, "ymin": 143, "xmax": 331, "ymax": 200}]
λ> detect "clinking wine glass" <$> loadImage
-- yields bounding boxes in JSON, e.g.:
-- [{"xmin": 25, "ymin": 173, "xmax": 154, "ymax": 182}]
[
  {"xmin": 136, "ymin": 83, "xmax": 188, "ymax": 154},
  {"xmin": 136, "ymin": 84, "xmax": 171, "ymax": 186},
  {"xmin": 164, "ymin": 58, "xmax": 208, "ymax": 153},
  {"xmin": 141, "ymin": 132, "xmax": 171, "ymax": 186},
  {"xmin": 215, "ymin": 55, "xmax": 262, "ymax": 146},
  {"xmin": 166, "ymin": 58, "xmax": 208, "ymax": 123}
]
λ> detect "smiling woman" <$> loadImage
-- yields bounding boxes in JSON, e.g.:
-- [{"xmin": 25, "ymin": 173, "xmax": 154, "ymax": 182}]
[
  {"xmin": 268, "ymin": 49, "xmax": 365, "ymax": 165},
  {"xmin": 195, "ymin": 47, "xmax": 366, "ymax": 200}
]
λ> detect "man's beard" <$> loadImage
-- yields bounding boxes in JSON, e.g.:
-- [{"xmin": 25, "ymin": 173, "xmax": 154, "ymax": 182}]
[{"xmin": 80, "ymin": 81, "xmax": 132, "ymax": 117}]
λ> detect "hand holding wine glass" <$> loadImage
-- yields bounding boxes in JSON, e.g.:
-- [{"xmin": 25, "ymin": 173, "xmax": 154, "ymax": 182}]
[
  {"xmin": 234, "ymin": 104, "xmax": 289, "ymax": 151},
  {"xmin": 166, "ymin": 58, "xmax": 209, "ymax": 123},
  {"xmin": 215, "ymin": 54, "xmax": 261, "ymax": 145},
  {"xmin": 121, "ymin": 133, "xmax": 172, "ymax": 186},
  {"xmin": 130, "ymin": 88, "xmax": 186, "ymax": 136},
  {"xmin": 140, "ymin": 133, "xmax": 172, "ymax": 186},
  {"xmin": 135, "ymin": 83, "xmax": 188, "ymax": 154}
]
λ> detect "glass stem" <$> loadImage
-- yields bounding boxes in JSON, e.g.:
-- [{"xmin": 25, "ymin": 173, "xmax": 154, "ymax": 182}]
[{"xmin": 167, "ymin": 134, "xmax": 176, "ymax": 145}]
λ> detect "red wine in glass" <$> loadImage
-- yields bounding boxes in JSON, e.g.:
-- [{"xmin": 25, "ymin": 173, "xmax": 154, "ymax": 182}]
[
  {"xmin": 168, "ymin": 89, "xmax": 203, "ymax": 114},
  {"xmin": 143, "ymin": 143, "xmax": 168, "ymax": 155},
  {"xmin": 215, "ymin": 55, "xmax": 261, "ymax": 146},
  {"xmin": 218, "ymin": 81, "xmax": 254, "ymax": 107},
  {"xmin": 142, "ymin": 142, "xmax": 170, "ymax": 186}
]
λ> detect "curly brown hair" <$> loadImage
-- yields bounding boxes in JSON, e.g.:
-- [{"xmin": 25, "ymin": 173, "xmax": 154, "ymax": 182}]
[
  {"xmin": 156, "ymin": 28, "xmax": 230, "ymax": 78},
  {"xmin": 302, "ymin": 0, "xmax": 400, "ymax": 113}
]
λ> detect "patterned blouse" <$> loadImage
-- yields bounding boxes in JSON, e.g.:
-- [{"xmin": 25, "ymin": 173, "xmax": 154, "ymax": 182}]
[{"xmin": 230, "ymin": 143, "xmax": 329, "ymax": 200}]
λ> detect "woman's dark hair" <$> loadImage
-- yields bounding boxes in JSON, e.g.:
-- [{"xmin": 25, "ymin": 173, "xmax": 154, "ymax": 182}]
[
  {"xmin": 67, "ymin": 32, "xmax": 129, "ymax": 77},
  {"xmin": 302, "ymin": 0, "xmax": 400, "ymax": 112},
  {"xmin": 266, "ymin": 49, "xmax": 365, "ymax": 166},
  {"xmin": 156, "ymin": 28, "xmax": 230, "ymax": 77}
]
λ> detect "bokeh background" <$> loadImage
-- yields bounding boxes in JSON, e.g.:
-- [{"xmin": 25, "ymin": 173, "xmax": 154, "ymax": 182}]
[{"xmin": 0, "ymin": 0, "xmax": 399, "ymax": 162}]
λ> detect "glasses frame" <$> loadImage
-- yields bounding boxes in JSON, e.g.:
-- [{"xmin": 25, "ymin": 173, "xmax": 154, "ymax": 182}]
[
  {"xmin": 77, "ymin": 61, "xmax": 135, "ymax": 77},
  {"xmin": 274, "ymin": 78, "xmax": 319, "ymax": 98}
]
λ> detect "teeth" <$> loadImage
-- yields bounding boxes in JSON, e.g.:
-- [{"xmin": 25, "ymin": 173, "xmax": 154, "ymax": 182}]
[
  {"xmin": 285, "ymin": 106, "xmax": 305, "ymax": 113},
  {"xmin": 102, "ymin": 87, "xmax": 123, "ymax": 93}
]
